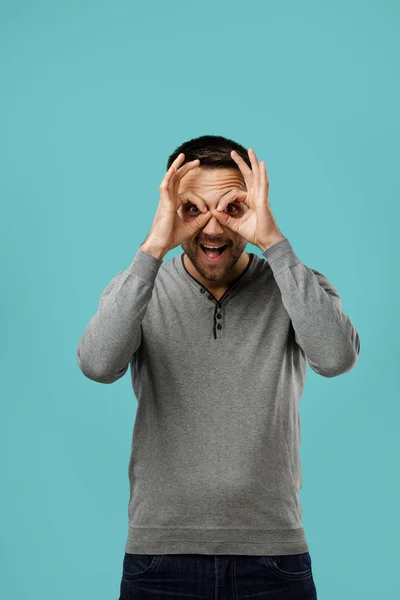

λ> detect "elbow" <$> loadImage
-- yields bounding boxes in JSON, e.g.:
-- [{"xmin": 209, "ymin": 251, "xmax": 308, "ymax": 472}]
[
  {"xmin": 312, "ymin": 345, "xmax": 360, "ymax": 379},
  {"xmin": 78, "ymin": 364, "xmax": 128, "ymax": 384},
  {"xmin": 78, "ymin": 368, "xmax": 119, "ymax": 384},
  {"xmin": 76, "ymin": 348, "xmax": 128, "ymax": 384}
]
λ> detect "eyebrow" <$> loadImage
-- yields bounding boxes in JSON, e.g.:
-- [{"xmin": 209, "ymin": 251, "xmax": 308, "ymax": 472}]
[{"xmin": 185, "ymin": 188, "xmax": 242, "ymax": 205}]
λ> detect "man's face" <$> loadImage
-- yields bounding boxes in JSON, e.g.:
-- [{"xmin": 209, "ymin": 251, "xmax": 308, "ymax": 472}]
[{"xmin": 177, "ymin": 167, "xmax": 248, "ymax": 283}]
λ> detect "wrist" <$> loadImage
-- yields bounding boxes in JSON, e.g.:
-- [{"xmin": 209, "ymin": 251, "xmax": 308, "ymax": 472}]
[
  {"xmin": 140, "ymin": 240, "xmax": 167, "ymax": 260},
  {"xmin": 259, "ymin": 234, "xmax": 286, "ymax": 252}
]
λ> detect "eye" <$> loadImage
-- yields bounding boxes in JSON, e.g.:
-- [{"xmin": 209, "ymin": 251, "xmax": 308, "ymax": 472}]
[{"xmin": 187, "ymin": 204, "xmax": 238, "ymax": 214}]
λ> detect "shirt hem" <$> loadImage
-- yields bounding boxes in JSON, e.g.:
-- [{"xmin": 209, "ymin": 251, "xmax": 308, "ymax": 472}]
[{"xmin": 124, "ymin": 525, "xmax": 309, "ymax": 555}]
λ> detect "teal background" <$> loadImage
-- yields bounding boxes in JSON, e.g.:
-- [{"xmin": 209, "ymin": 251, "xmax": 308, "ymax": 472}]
[{"xmin": 1, "ymin": 0, "xmax": 398, "ymax": 598}]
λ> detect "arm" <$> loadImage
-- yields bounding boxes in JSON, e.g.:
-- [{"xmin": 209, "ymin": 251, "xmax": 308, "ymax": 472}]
[
  {"xmin": 262, "ymin": 237, "xmax": 360, "ymax": 378},
  {"xmin": 76, "ymin": 246, "xmax": 163, "ymax": 384}
]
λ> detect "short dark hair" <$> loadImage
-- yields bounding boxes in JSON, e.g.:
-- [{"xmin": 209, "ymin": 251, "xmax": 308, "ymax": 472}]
[{"xmin": 166, "ymin": 134, "xmax": 252, "ymax": 173}]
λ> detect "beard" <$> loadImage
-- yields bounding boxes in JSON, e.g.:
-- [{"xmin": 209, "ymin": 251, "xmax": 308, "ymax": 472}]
[{"xmin": 181, "ymin": 238, "xmax": 247, "ymax": 283}]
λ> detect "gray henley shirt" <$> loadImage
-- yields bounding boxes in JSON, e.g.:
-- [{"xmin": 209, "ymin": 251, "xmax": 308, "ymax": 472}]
[{"xmin": 76, "ymin": 237, "xmax": 360, "ymax": 556}]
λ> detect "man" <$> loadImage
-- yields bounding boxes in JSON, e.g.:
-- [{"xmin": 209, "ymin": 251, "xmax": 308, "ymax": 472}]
[{"xmin": 77, "ymin": 134, "xmax": 360, "ymax": 599}]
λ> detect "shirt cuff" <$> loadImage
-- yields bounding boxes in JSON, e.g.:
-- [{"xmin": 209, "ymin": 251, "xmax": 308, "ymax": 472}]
[
  {"xmin": 261, "ymin": 237, "xmax": 302, "ymax": 276},
  {"xmin": 125, "ymin": 247, "xmax": 164, "ymax": 286}
]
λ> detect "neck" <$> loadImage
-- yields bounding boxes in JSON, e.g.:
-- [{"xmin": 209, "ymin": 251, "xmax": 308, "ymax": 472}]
[{"xmin": 183, "ymin": 251, "xmax": 250, "ymax": 291}]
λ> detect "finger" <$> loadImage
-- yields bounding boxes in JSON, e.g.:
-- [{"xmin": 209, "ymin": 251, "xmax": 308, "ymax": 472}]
[
  {"xmin": 175, "ymin": 157, "xmax": 200, "ymax": 180},
  {"xmin": 193, "ymin": 210, "xmax": 212, "ymax": 230},
  {"xmin": 258, "ymin": 160, "xmax": 271, "ymax": 208},
  {"xmin": 160, "ymin": 157, "xmax": 200, "ymax": 209},
  {"xmin": 230, "ymin": 149, "xmax": 253, "ymax": 190},
  {"xmin": 259, "ymin": 160, "xmax": 270, "ymax": 197},
  {"xmin": 160, "ymin": 154, "xmax": 197, "ymax": 190},
  {"xmin": 159, "ymin": 164, "xmax": 178, "ymax": 207},
  {"xmin": 216, "ymin": 188, "xmax": 248, "ymax": 212},
  {"xmin": 159, "ymin": 154, "xmax": 186, "ymax": 195},
  {"xmin": 172, "ymin": 152, "xmax": 187, "ymax": 168},
  {"xmin": 261, "ymin": 159, "xmax": 269, "ymax": 182},
  {"xmin": 209, "ymin": 207, "xmax": 239, "ymax": 233},
  {"xmin": 159, "ymin": 162, "xmax": 178, "ymax": 190},
  {"xmin": 248, "ymin": 148, "xmax": 260, "ymax": 189},
  {"xmin": 170, "ymin": 158, "xmax": 199, "ymax": 193},
  {"xmin": 182, "ymin": 207, "xmax": 212, "ymax": 236},
  {"xmin": 169, "ymin": 158, "xmax": 200, "ymax": 200},
  {"xmin": 179, "ymin": 190, "xmax": 209, "ymax": 214}
]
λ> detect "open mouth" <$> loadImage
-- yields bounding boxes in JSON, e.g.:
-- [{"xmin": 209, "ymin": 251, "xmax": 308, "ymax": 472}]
[{"xmin": 199, "ymin": 243, "xmax": 229, "ymax": 263}]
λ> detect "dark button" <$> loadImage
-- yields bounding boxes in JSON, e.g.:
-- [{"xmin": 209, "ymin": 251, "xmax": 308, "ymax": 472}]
[
  {"xmin": 200, "ymin": 288, "xmax": 205, "ymax": 293},
  {"xmin": 217, "ymin": 324, "xmax": 222, "ymax": 330},
  {"xmin": 207, "ymin": 294, "xmax": 213, "ymax": 300},
  {"xmin": 216, "ymin": 313, "xmax": 222, "ymax": 319}
]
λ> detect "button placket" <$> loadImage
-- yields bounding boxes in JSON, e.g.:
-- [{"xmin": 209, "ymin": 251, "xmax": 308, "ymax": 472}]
[
  {"xmin": 179, "ymin": 251, "xmax": 256, "ymax": 340},
  {"xmin": 214, "ymin": 301, "xmax": 223, "ymax": 338}
]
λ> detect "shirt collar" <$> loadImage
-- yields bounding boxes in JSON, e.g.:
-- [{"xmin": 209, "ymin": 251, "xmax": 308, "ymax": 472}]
[{"xmin": 174, "ymin": 250, "xmax": 257, "ymax": 301}]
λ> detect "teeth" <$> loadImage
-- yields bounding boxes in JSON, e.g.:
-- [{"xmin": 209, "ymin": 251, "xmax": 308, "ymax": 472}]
[{"xmin": 202, "ymin": 244, "xmax": 225, "ymax": 248}]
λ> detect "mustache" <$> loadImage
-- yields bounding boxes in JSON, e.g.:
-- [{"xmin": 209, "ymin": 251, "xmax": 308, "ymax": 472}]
[{"xmin": 197, "ymin": 240, "xmax": 230, "ymax": 245}]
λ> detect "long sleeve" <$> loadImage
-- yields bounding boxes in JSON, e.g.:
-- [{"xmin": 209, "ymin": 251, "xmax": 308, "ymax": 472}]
[
  {"xmin": 76, "ymin": 248, "xmax": 163, "ymax": 384},
  {"xmin": 262, "ymin": 237, "xmax": 360, "ymax": 378}
]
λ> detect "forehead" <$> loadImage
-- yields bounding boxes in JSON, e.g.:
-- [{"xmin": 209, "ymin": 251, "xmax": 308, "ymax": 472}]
[{"xmin": 178, "ymin": 167, "xmax": 246, "ymax": 196}]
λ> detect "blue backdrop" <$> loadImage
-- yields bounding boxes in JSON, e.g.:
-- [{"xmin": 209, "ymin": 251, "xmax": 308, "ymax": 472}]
[{"xmin": 1, "ymin": 1, "xmax": 398, "ymax": 598}]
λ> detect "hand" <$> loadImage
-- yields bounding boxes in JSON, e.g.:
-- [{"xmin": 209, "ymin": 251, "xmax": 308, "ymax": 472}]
[
  {"xmin": 210, "ymin": 148, "xmax": 285, "ymax": 251},
  {"xmin": 142, "ymin": 153, "xmax": 212, "ymax": 255}
]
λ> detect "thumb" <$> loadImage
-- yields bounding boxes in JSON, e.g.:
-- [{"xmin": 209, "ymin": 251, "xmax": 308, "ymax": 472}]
[
  {"xmin": 195, "ymin": 209, "xmax": 212, "ymax": 226},
  {"xmin": 187, "ymin": 209, "xmax": 212, "ymax": 234}
]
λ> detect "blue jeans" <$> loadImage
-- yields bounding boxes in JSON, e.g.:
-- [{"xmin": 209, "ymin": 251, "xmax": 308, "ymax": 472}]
[{"xmin": 118, "ymin": 551, "xmax": 318, "ymax": 599}]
